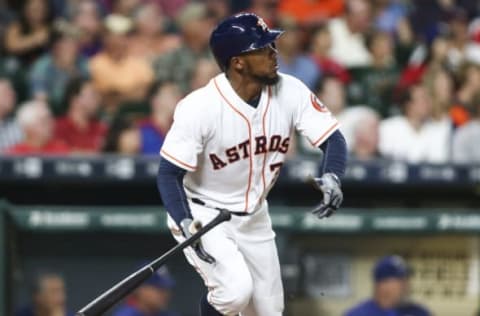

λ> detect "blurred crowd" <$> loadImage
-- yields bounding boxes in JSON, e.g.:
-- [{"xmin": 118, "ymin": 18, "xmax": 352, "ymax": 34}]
[
  {"xmin": 14, "ymin": 266, "xmax": 178, "ymax": 316},
  {"xmin": 13, "ymin": 256, "xmax": 432, "ymax": 316},
  {"xmin": 0, "ymin": 0, "xmax": 480, "ymax": 164}
]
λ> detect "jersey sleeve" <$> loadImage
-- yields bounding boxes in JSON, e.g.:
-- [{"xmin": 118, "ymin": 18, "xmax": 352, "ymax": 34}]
[
  {"xmin": 293, "ymin": 78, "xmax": 339, "ymax": 147},
  {"xmin": 160, "ymin": 99, "xmax": 208, "ymax": 172}
]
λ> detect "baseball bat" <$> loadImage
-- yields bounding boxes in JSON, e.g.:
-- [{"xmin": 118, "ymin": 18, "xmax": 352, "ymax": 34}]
[{"xmin": 76, "ymin": 209, "xmax": 232, "ymax": 316}]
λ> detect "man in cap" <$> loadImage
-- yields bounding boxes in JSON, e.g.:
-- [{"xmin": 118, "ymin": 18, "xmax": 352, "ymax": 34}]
[
  {"xmin": 113, "ymin": 266, "xmax": 178, "ymax": 316},
  {"xmin": 345, "ymin": 255, "xmax": 431, "ymax": 316}
]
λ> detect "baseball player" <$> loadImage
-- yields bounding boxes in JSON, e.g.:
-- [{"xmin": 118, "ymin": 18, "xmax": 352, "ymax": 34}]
[{"xmin": 157, "ymin": 13, "xmax": 347, "ymax": 316}]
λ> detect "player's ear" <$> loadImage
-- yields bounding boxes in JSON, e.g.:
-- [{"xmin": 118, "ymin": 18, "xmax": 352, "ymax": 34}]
[{"xmin": 231, "ymin": 56, "xmax": 244, "ymax": 71}]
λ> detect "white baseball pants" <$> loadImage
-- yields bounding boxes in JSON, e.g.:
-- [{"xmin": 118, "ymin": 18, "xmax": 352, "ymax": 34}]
[{"xmin": 168, "ymin": 201, "xmax": 284, "ymax": 316}]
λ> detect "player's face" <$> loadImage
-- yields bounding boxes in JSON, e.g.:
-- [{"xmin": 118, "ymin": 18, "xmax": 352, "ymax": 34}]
[{"xmin": 239, "ymin": 43, "xmax": 280, "ymax": 85}]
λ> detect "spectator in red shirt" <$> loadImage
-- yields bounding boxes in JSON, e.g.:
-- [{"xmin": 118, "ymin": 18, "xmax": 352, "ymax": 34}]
[
  {"xmin": 6, "ymin": 100, "xmax": 70, "ymax": 155},
  {"xmin": 310, "ymin": 25, "xmax": 350, "ymax": 83},
  {"xmin": 54, "ymin": 77, "xmax": 107, "ymax": 153}
]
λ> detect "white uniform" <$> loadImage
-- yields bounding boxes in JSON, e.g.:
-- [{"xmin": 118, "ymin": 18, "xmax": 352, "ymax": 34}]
[{"xmin": 161, "ymin": 73, "xmax": 339, "ymax": 316}]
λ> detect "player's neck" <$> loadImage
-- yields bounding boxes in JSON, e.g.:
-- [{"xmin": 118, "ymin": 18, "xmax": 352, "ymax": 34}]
[{"xmin": 226, "ymin": 71, "xmax": 263, "ymax": 104}]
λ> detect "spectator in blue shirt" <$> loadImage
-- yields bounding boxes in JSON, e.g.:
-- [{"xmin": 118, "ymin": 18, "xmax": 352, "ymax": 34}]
[
  {"xmin": 29, "ymin": 24, "xmax": 89, "ymax": 115},
  {"xmin": 112, "ymin": 266, "xmax": 179, "ymax": 316},
  {"xmin": 345, "ymin": 255, "xmax": 431, "ymax": 316},
  {"xmin": 139, "ymin": 81, "xmax": 182, "ymax": 155},
  {"xmin": 15, "ymin": 272, "xmax": 74, "ymax": 316},
  {"xmin": 276, "ymin": 18, "xmax": 321, "ymax": 90}
]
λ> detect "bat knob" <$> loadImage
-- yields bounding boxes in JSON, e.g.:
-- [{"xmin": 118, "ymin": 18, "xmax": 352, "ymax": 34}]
[{"xmin": 219, "ymin": 209, "xmax": 232, "ymax": 221}]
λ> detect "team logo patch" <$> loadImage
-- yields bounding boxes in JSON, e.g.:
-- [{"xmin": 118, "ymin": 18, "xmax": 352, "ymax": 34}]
[
  {"xmin": 257, "ymin": 17, "xmax": 269, "ymax": 31},
  {"xmin": 310, "ymin": 94, "xmax": 328, "ymax": 112}
]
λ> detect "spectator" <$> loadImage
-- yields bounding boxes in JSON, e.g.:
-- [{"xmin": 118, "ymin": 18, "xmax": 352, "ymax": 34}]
[
  {"xmin": 277, "ymin": 18, "xmax": 320, "ymax": 90},
  {"xmin": 0, "ymin": 78, "xmax": 23, "ymax": 152},
  {"xmin": 153, "ymin": 3, "xmax": 214, "ymax": 93},
  {"xmin": 54, "ymin": 78, "xmax": 107, "ymax": 153},
  {"xmin": 145, "ymin": 0, "xmax": 188, "ymax": 19},
  {"xmin": 309, "ymin": 25, "xmax": 350, "ymax": 83},
  {"xmin": 0, "ymin": 1, "xmax": 15, "ymax": 50},
  {"xmin": 110, "ymin": 0, "xmax": 141, "ymax": 17},
  {"xmin": 4, "ymin": 0, "xmax": 53, "ymax": 66},
  {"xmin": 138, "ymin": 81, "xmax": 181, "ymax": 155},
  {"xmin": 348, "ymin": 31, "xmax": 400, "ymax": 117},
  {"xmin": 372, "ymin": 0, "xmax": 408, "ymax": 36},
  {"xmin": 452, "ymin": 101, "xmax": 480, "ymax": 163},
  {"xmin": 350, "ymin": 109, "xmax": 381, "ymax": 160},
  {"xmin": 424, "ymin": 67, "xmax": 455, "ymax": 158},
  {"xmin": 103, "ymin": 117, "xmax": 140, "ymax": 154},
  {"xmin": 128, "ymin": 3, "xmax": 181, "ymax": 63},
  {"xmin": 450, "ymin": 62, "xmax": 480, "ymax": 127},
  {"xmin": 89, "ymin": 14, "xmax": 154, "ymax": 114},
  {"xmin": 328, "ymin": 0, "xmax": 372, "ymax": 68},
  {"xmin": 15, "ymin": 272, "xmax": 73, "ymax": 316},
  {"xmin": 408, "ymin": 0, "xmax": 456, "ymax": 44},
  {"xmin": 245, "ymin": 0, "xmax": 279, "ymax": 27},
  {"xmin": 397, "ymin": 35, "xmax": 450, "ymax": 94},
  {"xmin": 29, "ymin": 24, "xmax": 89, "ymax": 115},
  {"xmin": 189, "ymin": 58, "xmax": 220, "ymax": 91},
  {"xmin": 113, "ymin": 266, "xmax": 178, "ymax": 316},
  {"xmin": 445, "ymin": 8, "xmax": 472, "ymax": 70},
  {"xmin": 278, "ymin": 0, "xmax": 344, "ymax": 25},
  {"xmin": 6, "ymin": 100, "xmax": 70, "ymax": 155},
  {"xmin": 344, "ymin": 255, "xmax": 431, "ymax": 316},
  {"xmin": 70, "ymin": 0, "xmax": 103, "ymax": 58},
  {"xmin": 205, "ymin": 0, "xmax": 231, "ymax": 23},
  {"xmin": 379, "ymin": 84, "xmax": 449, "ymax": 163}
]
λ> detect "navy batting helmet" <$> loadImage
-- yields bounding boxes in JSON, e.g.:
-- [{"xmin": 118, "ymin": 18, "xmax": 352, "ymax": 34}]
[{"xmin": 209, "ymin": 13, "xmax": 284, "ymax": 71}]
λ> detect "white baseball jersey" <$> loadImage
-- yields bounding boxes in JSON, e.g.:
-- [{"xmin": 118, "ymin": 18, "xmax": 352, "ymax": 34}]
[{"xmin": 160, "ymin": 72, "xmax": 339, "ymax": 213}]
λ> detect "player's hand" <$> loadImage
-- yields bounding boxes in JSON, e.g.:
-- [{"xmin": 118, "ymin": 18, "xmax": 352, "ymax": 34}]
[
  {"xmin": 308, "ymin": 173, "xmax": 343, "ymax": 219},
  {"xmin": 180, "ymin": 218, "xmax": 216, "ymax": 264}
]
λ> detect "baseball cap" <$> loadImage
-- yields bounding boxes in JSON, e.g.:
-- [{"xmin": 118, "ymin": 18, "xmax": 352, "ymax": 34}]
[
  {"xmin": 373, "ymin": 255, "xmax": 410, "ymax": 282},
  {"xmin": 142, "ymin": 265, "xmax": 176, "ymax": 290}
]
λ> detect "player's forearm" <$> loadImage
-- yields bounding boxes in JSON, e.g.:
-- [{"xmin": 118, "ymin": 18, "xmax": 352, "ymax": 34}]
[
  {"xmin": 157, "ymin": 156, "xmax": 193, "ymax": 226},
  {"xmin": 318, "ymin": 130, "xmax": 347, "ymax": 177}
]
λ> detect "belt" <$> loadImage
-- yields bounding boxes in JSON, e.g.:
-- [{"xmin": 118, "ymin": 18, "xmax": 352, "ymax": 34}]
[{"xmin": 190, "ymin": 198, "xmax": 254, "ymax": 217}]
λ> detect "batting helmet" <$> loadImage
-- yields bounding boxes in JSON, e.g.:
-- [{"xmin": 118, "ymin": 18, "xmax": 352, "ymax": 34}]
[{"xmin": 209, "ymin": 13, "xmax": 284, "ymax": 71}]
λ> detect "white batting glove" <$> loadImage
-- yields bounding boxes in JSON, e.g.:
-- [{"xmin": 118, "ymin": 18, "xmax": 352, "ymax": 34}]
[
  {"xmin": 180, "ymin": 218, "xmax": 216, "ymax": 264},
  {"xmin": 308, "ymin": 173, "xmax": 343, "ymax": 219}
]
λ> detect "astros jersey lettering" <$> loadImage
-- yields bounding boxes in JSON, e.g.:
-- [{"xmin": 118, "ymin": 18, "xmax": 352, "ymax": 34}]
[{"xmin": 161, "ymin": 72, "xmax": 339, "ymax": 212}]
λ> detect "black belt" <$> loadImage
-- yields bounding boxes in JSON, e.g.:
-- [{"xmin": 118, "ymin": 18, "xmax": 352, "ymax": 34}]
[{"xmin": 190, "ymin": 198, "xmax": 253, "ymax": 217}]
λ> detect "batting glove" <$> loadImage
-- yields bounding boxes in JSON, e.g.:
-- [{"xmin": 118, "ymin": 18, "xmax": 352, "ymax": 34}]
[
  {"xmin": 308, "ymin": 173, "xmax": 343, "ymax": 219},
  {"xmin": 180, "ymin": 218, "xmax": 216, "ymax": 264}
]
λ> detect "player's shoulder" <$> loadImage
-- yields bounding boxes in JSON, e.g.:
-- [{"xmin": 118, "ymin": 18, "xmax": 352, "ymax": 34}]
[
  {"xmin": 272, "ymin": 72, "xmax": 311, "ymax": 102},
  {"xmin": 276, "ymin": 72, "xmax": 308, "ymax": 89},
  {"xmin": 175, "ymin": 78, "xmax": 221, "ymax": 114}
]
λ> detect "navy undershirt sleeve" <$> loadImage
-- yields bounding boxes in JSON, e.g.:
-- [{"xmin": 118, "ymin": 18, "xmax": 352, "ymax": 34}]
[
  {"xmin": 157, "ymin": 156, "xmax": 192, "ymax": 226},
  {"xmin": 318, "ymin": 130, "xmax": 347, "ymax": 177}
]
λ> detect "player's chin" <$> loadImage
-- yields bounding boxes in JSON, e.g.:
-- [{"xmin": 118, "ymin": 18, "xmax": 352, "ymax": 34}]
[
  {"xmin": 267, "ymin": 72, "xmax": 280, "ymax": 85},
  {"xmin": 265, "ymin": 71, "xmax": 280, "ymax": 85}
]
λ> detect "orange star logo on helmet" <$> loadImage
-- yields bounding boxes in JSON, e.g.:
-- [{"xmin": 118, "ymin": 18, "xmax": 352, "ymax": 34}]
[
  {"xmin": 310, "ymin": 94, "xmax": 328, "ymax": 112},
  {"xmin": 257, "ymin": 17, "xmax": 268, "ymax": 31}
]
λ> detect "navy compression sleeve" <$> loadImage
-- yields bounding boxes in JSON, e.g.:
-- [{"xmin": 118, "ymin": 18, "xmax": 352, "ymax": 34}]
[
  {"xmin": 319, "ymin": 130, "xmax": 347, "ymax": 177},
  {"xmin": 157, "ymin": 156, "xmax": 192, "ymax": 226}
]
